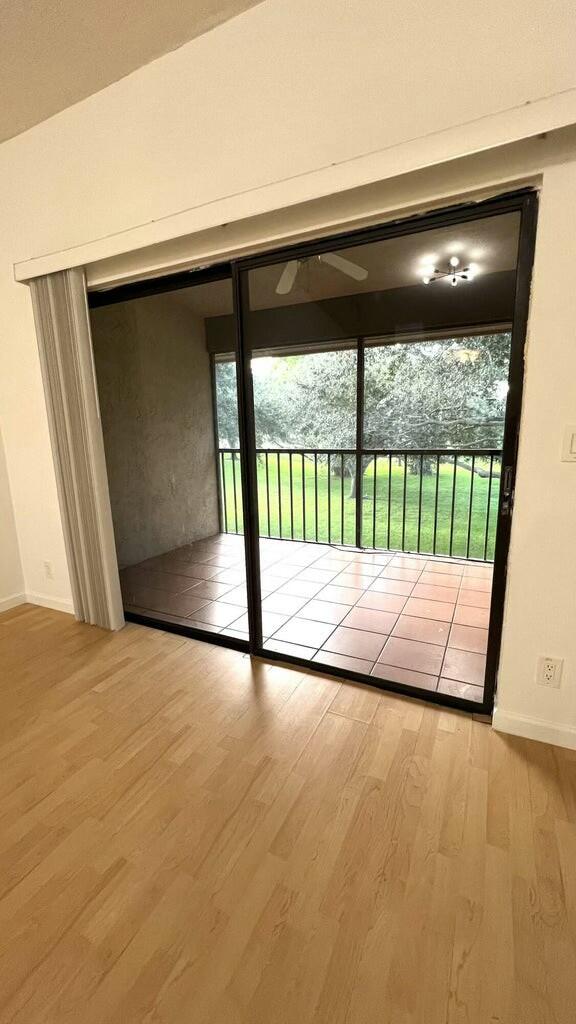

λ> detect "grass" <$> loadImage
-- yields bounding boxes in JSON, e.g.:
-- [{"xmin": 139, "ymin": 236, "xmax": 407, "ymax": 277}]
[{"xmin": 220, "ymin": 452, "xmax": 501, "ymax": 561}]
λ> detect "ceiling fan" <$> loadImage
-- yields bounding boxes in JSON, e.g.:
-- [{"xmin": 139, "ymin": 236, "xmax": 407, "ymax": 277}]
[{"xmin": 275, "ymin": 252, "xmax": 368, "ymax": 295}]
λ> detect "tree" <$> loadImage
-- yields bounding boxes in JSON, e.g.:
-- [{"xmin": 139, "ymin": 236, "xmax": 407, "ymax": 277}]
[
  {"xmin": 252, "ymin": 357, "xmax": 303, "ymax": 447},
  {"xmin": 363, "ymin": 334, "xmax": 510, "ymax": 450},
  {"xmin": 214, "ymin": 361, "xmax": 240, "ymax": 449},
  {"xmin": 214, "ymin": 334, "xmax": 511, "ymax": 492},
  {"xmin": 277, "ymin": 349, "xmax": 357, "ymax": 449}
]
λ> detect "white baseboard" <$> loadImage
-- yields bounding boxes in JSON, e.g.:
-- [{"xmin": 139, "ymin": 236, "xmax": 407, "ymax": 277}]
[
  {"xmin": 25, "ymin": 592, "xmax": 75, "ymax": 615},
  {"xmin": 493, "ymin": 708, "xmax": 576, "ymax": 751},
  {"xmin": 0, "ymin": 592, "xmax": 26, "ymax": 613}
]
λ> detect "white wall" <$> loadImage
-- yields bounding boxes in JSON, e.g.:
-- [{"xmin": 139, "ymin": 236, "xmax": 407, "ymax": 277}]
[
  {"xmin": 6, "ymin": 0, "xmax": 576, "ymax": 278},
  {"xmin": 0, "ymin": 422, "xmax": 24, "ymax": 610},
  {"xmin": 493, "ymin": 159, "xmax": 576, "ymax": 748},
  {"xmin": 0, "ymin": 0, "xmax": 575, "ymax": 743},
  {"xmin": 0, "ymin": 282, "xmax": 72, "ymax": 612}
]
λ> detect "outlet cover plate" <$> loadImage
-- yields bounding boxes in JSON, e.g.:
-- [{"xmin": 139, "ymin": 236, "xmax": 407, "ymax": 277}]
[{"xmin": 537, "ymin": 656, "xmax": 563, "ymax": 688}]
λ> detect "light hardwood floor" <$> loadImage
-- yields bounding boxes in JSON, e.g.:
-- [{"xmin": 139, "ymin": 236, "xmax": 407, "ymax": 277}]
[{"xmin": 0, "ymin": 603, "xmax": 575, "ymax": 1023}]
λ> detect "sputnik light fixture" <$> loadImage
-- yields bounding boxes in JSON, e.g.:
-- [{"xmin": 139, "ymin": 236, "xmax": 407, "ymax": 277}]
[{"xmin": 420, "ymin": 254, "xmax": 480, "ymax": 286}]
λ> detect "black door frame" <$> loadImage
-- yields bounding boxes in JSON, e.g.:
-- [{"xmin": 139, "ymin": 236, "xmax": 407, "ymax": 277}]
[
  {"xmin": 89, "ymin": 188, "xmax": 538, "ymax": 717},
  {"xmin": 234, "ymin": 188, "xmax": 538, "ymax": 717}
]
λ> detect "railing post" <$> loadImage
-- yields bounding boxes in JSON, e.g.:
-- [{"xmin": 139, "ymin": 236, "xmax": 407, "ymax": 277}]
[
  {"xmin": 265, "ymin": 452, "xmax": 271, "ymax": 537},
  {"xmin": 355, "ymin": 337, "xmax": 365, "ymax": 549},
  {"xmin": 484, "ymin": 454, "xmax": 495, "ymax": 560},
  {"xmin": 209, "ymin": 353, "xmax": 224, "ymax": 535},
  {"xmin": 221, "ymin": 451, "xmax": 229, "ymax": 533}
]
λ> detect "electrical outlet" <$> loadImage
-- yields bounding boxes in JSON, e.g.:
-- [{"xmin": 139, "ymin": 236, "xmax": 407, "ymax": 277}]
[
  {"xmin": 43, "ymin": 560, "xmax": 54, "ymax": 581},
  {"xmin": 537, "ymin": 656, "xmax": 563, "ymax": 688}
]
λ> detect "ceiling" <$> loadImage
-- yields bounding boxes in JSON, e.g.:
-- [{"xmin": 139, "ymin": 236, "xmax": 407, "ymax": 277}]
[
  {"xmin": 245, "ymin": 212, "xmax": 521, "ymax": 311},
  {"xmin": 0, "ymin": 0, "xmax": 263, "ymax": 143},
  {"xmin": 169, "ymin": 211, "xmax": 521, "ymax": 318}
]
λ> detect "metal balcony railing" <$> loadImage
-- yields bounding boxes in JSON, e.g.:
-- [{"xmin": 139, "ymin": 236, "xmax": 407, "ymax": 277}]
[{"xmin": 218, "ymin": 447, "xmax": 502, "ymax": 561}]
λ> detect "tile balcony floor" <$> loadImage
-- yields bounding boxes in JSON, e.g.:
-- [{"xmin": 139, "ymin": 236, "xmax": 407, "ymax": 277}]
[{"xmin": 121, "ymin": 533, "xmax": 493, "ymax": 703}]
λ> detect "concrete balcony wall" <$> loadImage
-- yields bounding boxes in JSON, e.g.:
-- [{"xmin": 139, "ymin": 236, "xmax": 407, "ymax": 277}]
[{"xmin": 90, "ymin": 292, "xmax": 219, "ymax": 568}]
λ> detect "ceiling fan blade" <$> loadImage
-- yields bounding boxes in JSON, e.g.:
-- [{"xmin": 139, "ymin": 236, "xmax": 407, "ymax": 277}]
[
  {"xmin": 319, "ymin": 251, "xmax": 368, "ymax": 281},
  {"xmin": 275, "ymin": 260, "xmax": 300, "ymax": 295}
]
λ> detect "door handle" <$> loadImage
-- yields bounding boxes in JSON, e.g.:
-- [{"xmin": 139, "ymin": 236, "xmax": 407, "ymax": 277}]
[{"xmin": 501, "ymin": 465, "xmax": 514, "ymax": 516}]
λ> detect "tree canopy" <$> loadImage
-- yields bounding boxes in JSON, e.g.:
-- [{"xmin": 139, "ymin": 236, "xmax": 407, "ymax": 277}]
[{"xmin": 215, "ymin": 333, "xmax": 511, "ymax": 452}]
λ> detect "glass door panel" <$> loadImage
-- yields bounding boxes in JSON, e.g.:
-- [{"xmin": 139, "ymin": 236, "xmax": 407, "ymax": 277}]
[
  {"xmin": 91, "ymin": 274, "xmax": 249, "ymax": 643},
  {"xmin": 237, "ymin": 206, "xmax": 523, "ymax": 709}
]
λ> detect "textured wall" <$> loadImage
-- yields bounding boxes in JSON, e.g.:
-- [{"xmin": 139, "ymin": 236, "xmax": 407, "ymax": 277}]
[{"xmin": 91, "ymin": 292, "xmax": 220, "ymax": 568}]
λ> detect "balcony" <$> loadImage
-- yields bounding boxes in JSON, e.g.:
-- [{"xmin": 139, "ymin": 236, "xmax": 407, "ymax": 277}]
[{"xmin": 121, "ymin": 446, "xmax": 499, "ymax": 704}]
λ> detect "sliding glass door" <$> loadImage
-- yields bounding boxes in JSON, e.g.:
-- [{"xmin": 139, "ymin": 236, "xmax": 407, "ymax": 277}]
[
  {"xmin": 90, "ymin": 190, "xmax": 536, "ymax": 714},
  {"xmin": 233, "ymin": 194, "xmax": 535, "ymax": 712}
]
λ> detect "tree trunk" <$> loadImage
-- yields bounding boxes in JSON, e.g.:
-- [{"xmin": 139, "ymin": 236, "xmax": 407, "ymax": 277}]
[{"xmin": 348, "ymin": 456, "xmax": 374, "ymax": 498}]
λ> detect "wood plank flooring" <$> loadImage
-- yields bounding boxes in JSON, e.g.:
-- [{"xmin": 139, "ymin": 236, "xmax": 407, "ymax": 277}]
[{"xmin": 0, "ymin": 602, "xmax": 575, "ymax": 1023}]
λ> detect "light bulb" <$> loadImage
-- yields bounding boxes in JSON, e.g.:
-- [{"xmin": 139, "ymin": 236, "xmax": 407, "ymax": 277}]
[
  {"xmin": 449, "ymin": 255, "xmax": 460, "ymax": 268},
  {"xmin": 422, "ymin": 276, "xmax": 431, "ymax": 285},
  {"xmin": 468, "ymin": 262, "xmax": 479, "ymax": 278},
  {"xmin": 451, "ymin": 276, "xmax": 458, "ymax": 286}
]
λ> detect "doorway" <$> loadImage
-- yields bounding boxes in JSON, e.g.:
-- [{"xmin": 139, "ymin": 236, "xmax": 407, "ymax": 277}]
[{"xmin": 89, "ymin": 189, "xmax": 537, "ymax": 713}]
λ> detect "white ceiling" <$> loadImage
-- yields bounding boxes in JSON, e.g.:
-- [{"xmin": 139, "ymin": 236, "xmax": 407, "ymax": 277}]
[{"xmin": 0, "ymin": 0, "xmax": 263, "ymax": 143}]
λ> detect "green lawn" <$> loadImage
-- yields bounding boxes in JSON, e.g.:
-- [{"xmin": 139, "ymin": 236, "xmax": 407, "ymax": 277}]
[{"xmin": 220, "ymin": 452, "xmax": 501, "ymax": 561}]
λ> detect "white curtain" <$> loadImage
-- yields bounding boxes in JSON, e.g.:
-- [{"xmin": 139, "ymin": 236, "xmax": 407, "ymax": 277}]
[{"xmin": 30, "ymin": 268, "xmax": 124, "ymax": 629}]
